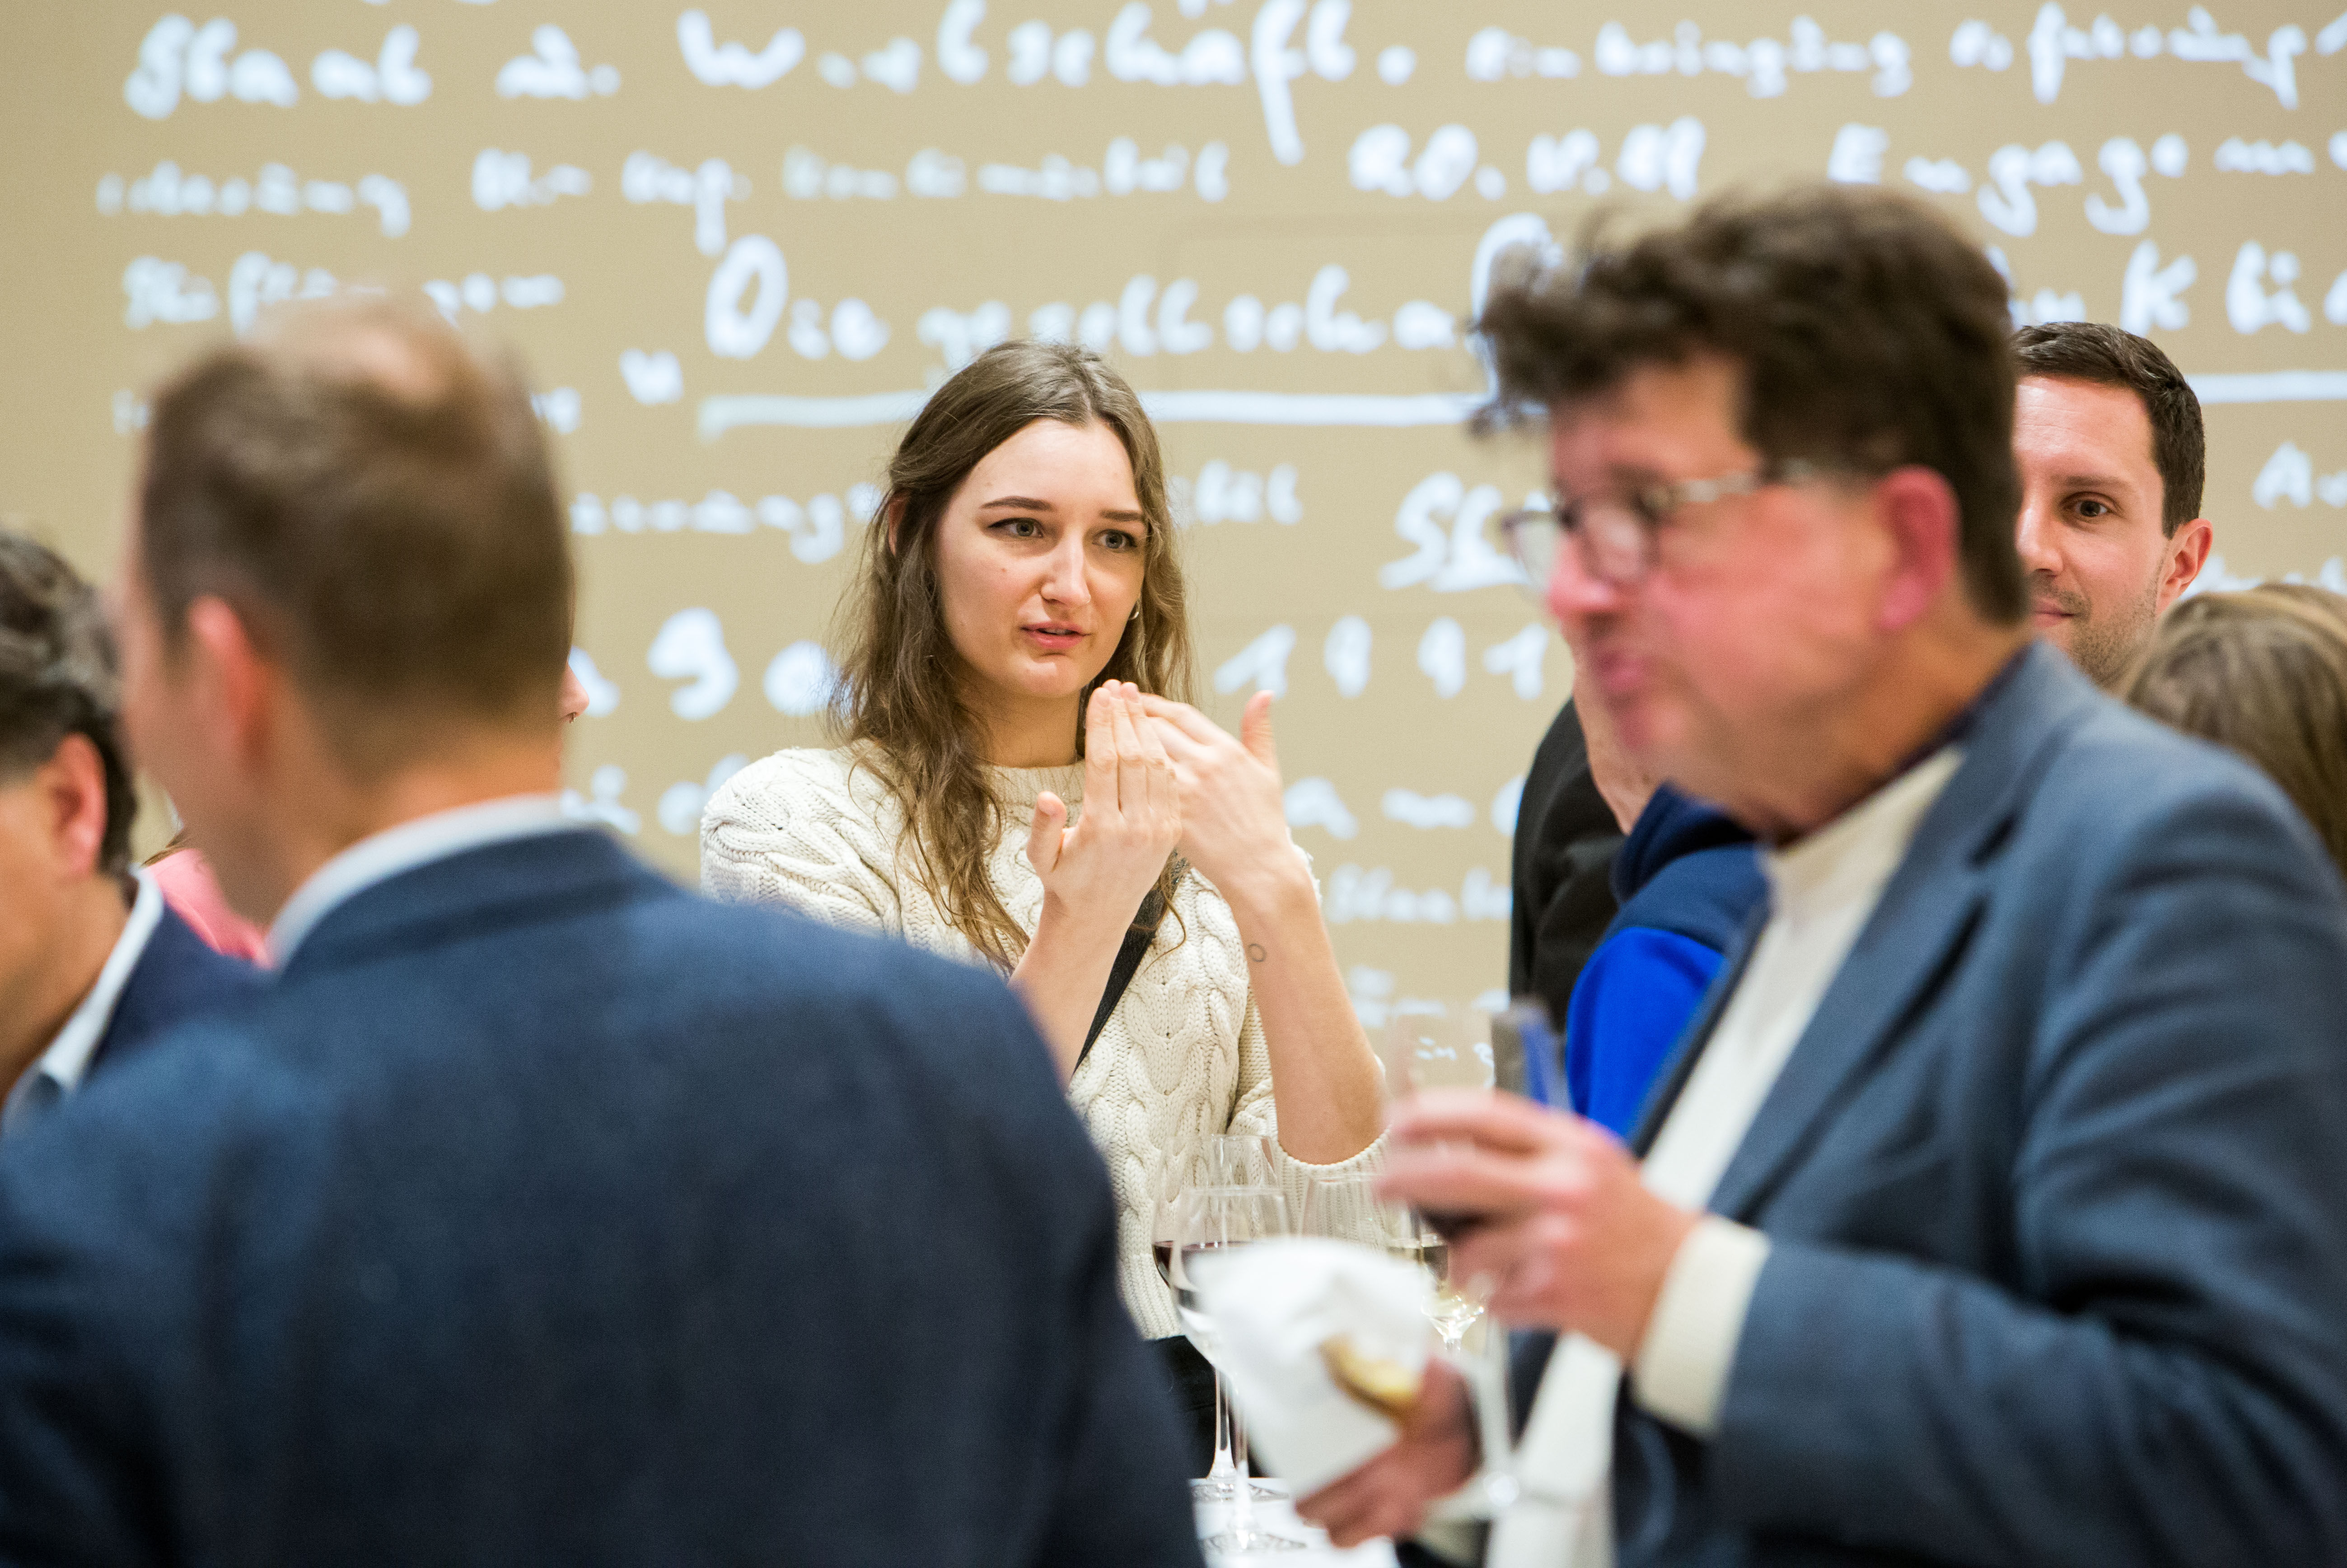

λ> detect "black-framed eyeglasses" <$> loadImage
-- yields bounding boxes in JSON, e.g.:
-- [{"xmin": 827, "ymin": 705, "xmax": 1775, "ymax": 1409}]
[{"xmin": 1495, "ymin": 459, "xmax": 1829, "ymax": 591}]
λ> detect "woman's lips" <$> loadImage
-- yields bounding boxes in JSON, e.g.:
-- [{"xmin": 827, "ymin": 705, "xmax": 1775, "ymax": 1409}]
[{"xmin": 1022, "ymin": 625, "xmax": 1085, "ymax": 650}]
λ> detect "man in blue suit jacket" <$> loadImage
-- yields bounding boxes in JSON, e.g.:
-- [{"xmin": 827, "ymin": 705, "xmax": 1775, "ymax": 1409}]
[
  {"xmin": 1305, "ymin": 188, "xmax": 2347, "ymax": 1565},
  {"xmin": 0, "ymin": 300, "xmax": 1199, "ymax": 1566},
  {"xmin": 0, "ymin": 531, "xmax": 260, "ymax": 1132}
]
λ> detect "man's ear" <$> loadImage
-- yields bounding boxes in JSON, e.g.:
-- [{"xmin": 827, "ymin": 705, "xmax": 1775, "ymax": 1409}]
[
  {"xmin": 182, "ymin": 596, "xmax": 278, "ymax": 770},
  {"xmin": 2157, "ymin": 517, "xmax": 2215, "ymax": 612},
  {"xmin": 1873, "ymin": 466, "xmax": 1963, "ymax": 633},
  {"xmin": 33, "ymin": 734, "xmax": 112, "ymax": 882}
]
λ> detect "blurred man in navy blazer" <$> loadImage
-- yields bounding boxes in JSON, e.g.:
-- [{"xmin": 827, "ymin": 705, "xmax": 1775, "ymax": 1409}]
[
  {"xmin": 0, "ymin": 532, "xmax": 259, "ymax": 1133},
  {"xmin": 0, "ymin": 301, "xmax": 1198, "ymax": 1567},
  {"xmin": 1304, "ymin": 188, "xmax": 2347, "ymax": 1565}
]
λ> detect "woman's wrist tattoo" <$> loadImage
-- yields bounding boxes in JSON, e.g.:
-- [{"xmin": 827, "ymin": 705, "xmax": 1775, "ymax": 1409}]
[{"xmin": 1247, "ymin": 943, "xmax": 1268, "ymax": 963}]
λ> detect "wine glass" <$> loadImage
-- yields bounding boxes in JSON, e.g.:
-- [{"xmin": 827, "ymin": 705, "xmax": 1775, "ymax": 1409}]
[
  {"xmin": 1199, "ymin": 1130, "xmax": 1276, "ymax": 1188},
  {"xmin": 1379, "ymin": 1009, "xmax": 1520, "ymax": 1512},
  {"xmin": 1298, "ymin": 1170, "xmax": 1413, "ymax": 1255},
  {"xmin": 1152, "ymin": 1157, "xmax": 1242, "ymax": 1498},
  {"xmin": 1301, "ymin": 1172, "xmax": 1479, "ymax": 1352},
  {"xmin": 1380, "ymin": 1011, "xmax": 1492, "ymax": 1350},
  {"xmin": 1172, "ymin": 1185, "xmax": 1304, "ymax": 1554},
  {"xmin": 1149, "ymin": 1152, "xmax": 1186, "ymax": 1293},
  {"xmin": 1161, "ymin": 1153, "xmax": 1281, "ymax": 1502}
]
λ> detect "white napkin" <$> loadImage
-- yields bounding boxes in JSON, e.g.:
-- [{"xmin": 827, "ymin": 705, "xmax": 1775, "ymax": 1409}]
[{"xmin": 1188, "ymin": 1236, "xmax": 1435, "ymax": 1497}]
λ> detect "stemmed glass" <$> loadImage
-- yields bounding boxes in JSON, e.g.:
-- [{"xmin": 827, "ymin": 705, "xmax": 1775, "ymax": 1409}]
[
  {"xmin": 1302, "ymin": 1170, "xmax": 1481, "ymax": 1350},
  {"xmin": 1380, "ymin": 1013, "xmax": 1492, "ymax": 1352},
  {"xmin": 1379, "ymin": 1008, "xmax": 1519, "ymax": 1512},
  {"xmin": 1298, "ymin": 1169, "xmax": 1415, "ymax": 1255},
  {"xmin": 1152, "ymin": 1159, "xmax": 1241, "ymax": 1500},
  {"xmin": 1172, "ymin": 1185, "xmax": 1305, "ymax": 1554},
  {"xmin": 1199, "ymin": 1130, "xmax": 1276, "ymax": 1188},
  {"xmin": 1159, "ymin": 1142, "xmax": 1284, "ymax": 1504}
]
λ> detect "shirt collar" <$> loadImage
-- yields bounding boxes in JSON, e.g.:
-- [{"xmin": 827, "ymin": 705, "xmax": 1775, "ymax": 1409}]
[
  {"xmin": 1763, "ymin": 747, "xmax": 1964, "ymax": 924},
  {"xmin": 267, "ymin": 793, "xmax": 572, "ymax": 968},
  {"xmin": 19, "ymin": 868, "xmax": 165, "ymax": 1101}
]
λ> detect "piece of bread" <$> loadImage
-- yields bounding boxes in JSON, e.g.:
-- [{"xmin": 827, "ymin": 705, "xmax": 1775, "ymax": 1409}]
[{"xmin": 1319, "ymin": 1334, "xmax": 1422, "ymax": 1423}]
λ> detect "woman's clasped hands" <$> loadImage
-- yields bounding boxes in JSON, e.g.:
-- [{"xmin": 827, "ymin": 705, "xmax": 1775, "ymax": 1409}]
[
  {"xmin": 1137, "ymin": 688, "xmax": 1302, "ymax": 906},
  {"xmin": 1025, "ymin": 683, "xmax": 1299, "ymax": 928},
  {"xmin": 1025, "ymin": 680, "xmax": 1185, "ymax": 928}
]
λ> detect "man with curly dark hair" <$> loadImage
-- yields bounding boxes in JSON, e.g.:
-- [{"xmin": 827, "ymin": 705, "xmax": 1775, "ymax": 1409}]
[{"xmin": 1305, "ymin": 186, "xmax": 2347, "ymax": 1568}]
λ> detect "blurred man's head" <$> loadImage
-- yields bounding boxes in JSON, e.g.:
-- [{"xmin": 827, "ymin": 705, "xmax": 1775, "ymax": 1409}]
[
  {"xmin": 1482, "ymin": 187, "xmax": 2027, "ymax": 838},
  {"xmin": 0, "ymin": 533, "xmax": 138, "ymax": 1049},
  {"xmin": 117, "ymin": 299, "xmax": 572, "ymax": 923},
  {"xmin": 559, "ymin": 658, "xmax": 590, "ymax": 723},
  {"xmin": 2012, "ymin": 323, "xmax": 2211, "ymax": 687}
]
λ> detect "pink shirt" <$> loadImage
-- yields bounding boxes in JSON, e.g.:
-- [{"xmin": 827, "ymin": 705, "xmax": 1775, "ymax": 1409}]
[{"xmin": 147, "ymin": 849, "xmax": 270, "ymax": 965}]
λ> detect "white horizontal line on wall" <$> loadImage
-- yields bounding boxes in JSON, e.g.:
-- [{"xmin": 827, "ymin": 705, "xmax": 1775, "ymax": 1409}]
[
  {"xmin": 699, "ymin": 388, "xmax": 1485, "ymax": 437},
  {"xmin": 699, "ymin": 392, "xmax": 928, "ymax": 438},
  {"xmin": 2188, "ymin": 372, "xmax": 2347, "ymax": 404},
  {"xmin": 695, "ymin": 372, "xmax": 2347, "ymax": 439}
]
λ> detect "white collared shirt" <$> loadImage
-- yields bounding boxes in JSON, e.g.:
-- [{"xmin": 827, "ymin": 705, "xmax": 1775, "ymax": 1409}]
[
  {"xmin": 1489, "ymin": 747, "xmax": 1964, "ymax": 1568},
  {"xmin": 267, "ymin": 793, "xmax": 574, "ymax": 968},
  {"xmin": 3, "ymin": 868, "xmax": 166, "ymax": 1133}
]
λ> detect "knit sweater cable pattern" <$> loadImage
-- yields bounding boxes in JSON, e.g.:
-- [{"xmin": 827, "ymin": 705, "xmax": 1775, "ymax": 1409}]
[{"xmin": 701, "ymin": 745, "xmax": 1383, "ymax": 1339}]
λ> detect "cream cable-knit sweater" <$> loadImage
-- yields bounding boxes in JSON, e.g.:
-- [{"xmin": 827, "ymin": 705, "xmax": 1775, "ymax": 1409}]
[{"xmin": 701, "ymin": 744, "xmax": 1382, "ymax": 1339}]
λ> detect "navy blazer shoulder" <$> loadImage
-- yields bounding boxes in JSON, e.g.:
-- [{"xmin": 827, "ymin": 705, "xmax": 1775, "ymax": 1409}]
[
  {"xmin": 0, "ymin": 829, "xmax": 1199, "ymax": 1568},
  {"xmin": 93, "ymin": 901, "xmax": 264, "ymax": 1076},
  {"xmin": 1529, "ymin": 645, "xmax": 2347, "ymax": 1568}
]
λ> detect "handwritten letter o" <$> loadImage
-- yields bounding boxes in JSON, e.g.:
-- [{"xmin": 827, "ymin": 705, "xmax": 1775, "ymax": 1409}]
[{"xmin": 705, "ymin": 235, "xmax": 787, "ymax": 358}]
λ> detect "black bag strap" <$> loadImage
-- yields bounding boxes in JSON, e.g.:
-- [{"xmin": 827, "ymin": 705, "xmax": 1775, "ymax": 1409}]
[{"xmin": 1076, "ymin": 867, "xmax": 1183, "ymax": 1074}]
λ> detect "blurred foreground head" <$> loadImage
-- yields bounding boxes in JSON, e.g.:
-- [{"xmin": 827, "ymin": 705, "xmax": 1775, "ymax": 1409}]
[
  {"xmin": 118, "ymin": 297, "xmax": 571, "ymax": 922},
  {"xmin": 2125, "ymin": 587, "xmax": 2347, "ymax": 878},
  {"xmin": 1479, "ymin": 185, "xmax": 2026, "ymax": 837}
]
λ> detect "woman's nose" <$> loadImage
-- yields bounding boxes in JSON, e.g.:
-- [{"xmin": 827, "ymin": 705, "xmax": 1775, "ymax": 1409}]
[{"xmin": 1040, "ymin": 537, "xmax": 1092, "ymax": 607}]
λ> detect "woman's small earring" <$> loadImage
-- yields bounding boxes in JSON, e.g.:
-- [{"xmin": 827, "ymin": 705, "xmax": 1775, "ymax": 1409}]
[{"xmin": 1130, "ymin": 605, "xmax": 1141, "ymax": 623}]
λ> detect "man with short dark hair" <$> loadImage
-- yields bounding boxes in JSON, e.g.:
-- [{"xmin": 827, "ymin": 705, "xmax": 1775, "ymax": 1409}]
[
  {"xmin": 1302, "ymin": 187, "xmax": 2347, "ymax": 1566},
  {"xmin": 0, "ymin": 531, "xmax": 257, "ymax": 1132},
  {"xmin": 0, "ymin": 301, "xmax": 1198, "ymax": 1567},
  {"xmin": 2013, "ymin": 321, "xmax": 2213, "ymax": 685}
]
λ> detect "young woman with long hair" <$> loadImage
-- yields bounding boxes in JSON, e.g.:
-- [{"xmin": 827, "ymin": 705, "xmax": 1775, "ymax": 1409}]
[{"xmin": 701, "ymin": 341, "xmax": 1384, "ymax": 1438}]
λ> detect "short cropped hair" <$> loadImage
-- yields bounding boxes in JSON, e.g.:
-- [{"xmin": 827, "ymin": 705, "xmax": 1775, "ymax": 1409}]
[
  {"xmin": 138, "ymin": 299, "xmax": 570, "ymax": 774},
  {"xmin": 2013, "ymin": 322, "xmax": 2204, "ymax": 536},
  {"xmin": 0, "ymin": 532, "xmax": 136, "ymax": 873},
  {"xmin": 2125, "ymin": 588, "xmax": 2347, "ymax": 878},
  {"xmin": 1477, "ymin": 186, "xmax": 2026, "ymax": 624}
]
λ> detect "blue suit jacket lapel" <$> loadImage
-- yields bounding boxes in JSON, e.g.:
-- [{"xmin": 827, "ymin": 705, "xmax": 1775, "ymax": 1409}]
[
  {"xmin": 1703, "ymin": 835, "xmax": 1993, "ymax": 1218},
  {"xmin": 1630, "ymin": 645, "xmax": 2101, "ymax": 1217}
]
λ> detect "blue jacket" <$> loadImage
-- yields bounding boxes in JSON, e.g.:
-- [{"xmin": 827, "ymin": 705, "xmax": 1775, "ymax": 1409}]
[
  {"xmin": 0, "ymin": 830, "xmax": 1199, "ymax": 1567},
  {"xmin": 1517, "ymin": 644, "xmax": 2347, "ymax": 1565},
  {"xmin": 1562, "ymin": 788, "xmax": 1762, "ymax": 1136},
  {"xmin": 91, "ymin": 901, "xmax": 263, "ymax": 1074}
]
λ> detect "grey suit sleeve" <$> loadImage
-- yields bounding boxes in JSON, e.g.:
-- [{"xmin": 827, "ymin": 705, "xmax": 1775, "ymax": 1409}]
[{"xmin": 1707, "ymin": 789, "xmax": 2347, "ymax": 1565}]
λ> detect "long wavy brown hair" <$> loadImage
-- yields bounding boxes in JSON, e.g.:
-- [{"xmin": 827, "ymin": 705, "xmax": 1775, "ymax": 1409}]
[{"xmin": 830, "ymin": 340, "xmax": 1194, "ymax": 966}]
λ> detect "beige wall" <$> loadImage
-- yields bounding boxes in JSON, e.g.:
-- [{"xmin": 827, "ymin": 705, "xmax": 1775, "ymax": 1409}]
[{"xmin": 3, "ymin": 2, "xmax": 2342, "ymax": 1015}]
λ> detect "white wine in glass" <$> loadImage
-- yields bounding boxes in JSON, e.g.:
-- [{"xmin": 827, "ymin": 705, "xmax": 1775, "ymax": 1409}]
[{"xmin": 1172, "ymin": 1185, "xmax": 1304, "ymax": 1554}]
